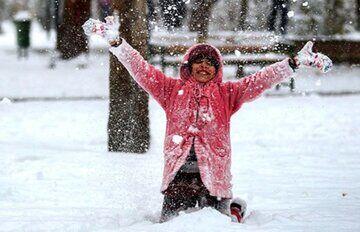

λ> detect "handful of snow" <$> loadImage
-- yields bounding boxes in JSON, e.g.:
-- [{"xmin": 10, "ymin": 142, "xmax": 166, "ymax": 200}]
[
  {"xmin": 82, "ymin": 16, "xmax": 120, "ymax": 43},
  {"xmin": 298, "ymin": 41, "xmax": 333, "ymax": 73}
]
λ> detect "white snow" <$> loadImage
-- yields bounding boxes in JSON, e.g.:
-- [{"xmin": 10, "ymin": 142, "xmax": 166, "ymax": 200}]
[
  {"xmin": 187, "ymin": 125, "xmax": 200, "ymax": 134},
  {"xmin": 1, "ymin": 20, "xmax": 360, "ymax": 231},
  {"xmin": 172, "ymin": 135, "xmax": 183, "ymax": 144},
  {"xmin": 13, "ymin": 11, "xmax": 32, "ymax": 21},
  {"xmin": 1, "ymin": 93, "xmax": 360, "ymax": 231},
  {"xmin": 0, "ymin": 98, "xmax": 12, "ymax": 105},
  {"xmin": 287, "ymin": 11, "xmax": 295, "ymax": 18}
]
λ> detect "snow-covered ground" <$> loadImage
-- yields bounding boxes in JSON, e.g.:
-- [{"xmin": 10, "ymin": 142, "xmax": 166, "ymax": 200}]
[
  {"xmin": 1, "ymin": 20, "xmax": 360, "ymax": 231},
  {"xmin": 1, "ymin": 96, "xmax": 360, "ymax": 231}
]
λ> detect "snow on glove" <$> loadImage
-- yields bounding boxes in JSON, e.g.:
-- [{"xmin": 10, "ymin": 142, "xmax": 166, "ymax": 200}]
[
  {"xmin": 82, "ymin": 16, "xmax": 120, "ymax": 43},
  {"xmin": 297, "ymin": 41, "xmax": 333, "ymax": 73}
]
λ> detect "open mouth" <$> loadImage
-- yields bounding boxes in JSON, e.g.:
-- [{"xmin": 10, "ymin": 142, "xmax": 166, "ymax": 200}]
[{"xmin": 197, "ymin": 70, "xmax": 210, "ymax": 75}]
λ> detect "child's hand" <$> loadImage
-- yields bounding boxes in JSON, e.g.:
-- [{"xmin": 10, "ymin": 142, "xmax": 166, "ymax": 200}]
[
  {"xmin": 297, "ymin": 41, "xmax": 333, "ymax": 73},
  {"xmin": 82, "ymin": 16, "xmax": 120, "ymax": 45}
]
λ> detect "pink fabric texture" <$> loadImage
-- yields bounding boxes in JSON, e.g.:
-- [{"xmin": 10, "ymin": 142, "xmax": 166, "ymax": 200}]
[{"xmin": 110, "ymin": 40, "xmax": 294, "ymax": 198}]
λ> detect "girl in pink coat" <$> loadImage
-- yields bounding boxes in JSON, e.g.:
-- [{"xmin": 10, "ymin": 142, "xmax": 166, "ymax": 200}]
[
  {"xmin": 109, "ymin": 40, "xmax": 332, "ymax": 222},
  {"xmin": 83, "ymin": 17, "xmax": 332, "ymax": 223}
]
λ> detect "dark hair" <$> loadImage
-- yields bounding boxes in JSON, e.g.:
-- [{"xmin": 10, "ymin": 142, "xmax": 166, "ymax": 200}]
[{"xmin": 188, "ymin": 53, "xmax": 220, "ymax": 72}]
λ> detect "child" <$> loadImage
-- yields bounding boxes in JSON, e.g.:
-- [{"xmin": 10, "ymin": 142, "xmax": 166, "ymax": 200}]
[{"xmin": 83, "ymin": 17, "xmax": 332, "ymax": 223}]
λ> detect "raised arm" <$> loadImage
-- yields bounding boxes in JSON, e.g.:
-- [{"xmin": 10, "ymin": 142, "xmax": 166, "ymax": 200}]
[
  {"xmin": 109, "ymin": 39, "xmax": 177, "ymax": 109},
  {"xmin": 223, "ymin": 41, "xmax": 333, "ymax": 115},
  {"xmin": 224, "ymin": 58, "xmax": 294, "ymax": 114},
  {"xmin": 82, "ymin": 16, "xmax": 177, "ymax": 109}
]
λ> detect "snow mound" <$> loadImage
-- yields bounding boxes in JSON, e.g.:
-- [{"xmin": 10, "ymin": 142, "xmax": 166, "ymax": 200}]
[{"xmin": 125, "ymin": 208, "xmax": 234, "ymax": 232}]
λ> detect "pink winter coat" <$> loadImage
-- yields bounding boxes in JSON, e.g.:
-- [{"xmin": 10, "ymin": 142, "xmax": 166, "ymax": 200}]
[{"xmin": 110, "ymin": 40, "xmax": 294, "ymax": 199}]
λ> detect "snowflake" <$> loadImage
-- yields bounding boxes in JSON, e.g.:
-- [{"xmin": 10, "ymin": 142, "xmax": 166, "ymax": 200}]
[{"xmin": 287, "ymin": 11, "xmax": 295, "ymax": 18}]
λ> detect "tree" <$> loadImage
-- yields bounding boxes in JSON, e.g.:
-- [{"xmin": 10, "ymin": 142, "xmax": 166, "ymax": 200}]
[
  {"xmin": 108, "ymin": 0, "xmax": 150, "ymax": 153},
  {"xmin": 237, "ymin": 0, "xmax": 248, "ymax": 31},
  {"xmin": 297, "ymin": 0, "xmax": 323, "ymax": 36},
  {"xmin": 57, "ymin": 0, "xmax": 90, "ymax": 59},
  {"xmin": 357, "ymin": 0, "xmax": 360, "ymax": 31},
  {"xmin": 0, "ymin": 0, "xmax": 5, "ymax": 34},
  {"xmin": 324, "ymin": 0, "xmax": 345, "ymax": 35},
  {"xmin": 189, "ymin": 0, "xmax": 218, "ymax": 42},
  {"xmin": 224, "ymin": 0, "xmax": 247, "ymax": 31}
]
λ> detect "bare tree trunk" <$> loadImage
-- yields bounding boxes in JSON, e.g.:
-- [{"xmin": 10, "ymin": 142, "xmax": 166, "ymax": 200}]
[
  {"xmin": 237, "ymin": 0, "xmax": 248, "ymax": 31},
  {"xmin": 324, "ymin": 0, "xmax": 345, "ymax": 35},
  {"xmin": 0, "ymin": 0, "xmax": 5, "ymax": 34},
  {"xmin": 357, "ymin": 0, "xmax": 360, "ymax": 31},
  {"xmin": 225, "ymin": 0, "xmax": 237, "ymax": 31},
  {"xmin": 108, "ymin": 0, "xmax": 150, "ymax": 153},
  {"xmin": 189, "ymin": 0, "xmax": 218, "ymax": 42},
  {"xmin": 57, "ymin": 0, "xmax": 90, "ymax": 59}
]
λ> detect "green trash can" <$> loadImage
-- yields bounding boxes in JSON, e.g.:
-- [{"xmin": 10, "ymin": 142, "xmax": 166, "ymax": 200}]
[{"xmin": 14, "ymin": 19, "xmax": 31, "ymax": 49}]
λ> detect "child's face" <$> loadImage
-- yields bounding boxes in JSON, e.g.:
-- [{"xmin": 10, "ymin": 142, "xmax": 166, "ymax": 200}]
[{"xmin": 191, "ymin": 59, "xmax": 216, "ymax": 83}]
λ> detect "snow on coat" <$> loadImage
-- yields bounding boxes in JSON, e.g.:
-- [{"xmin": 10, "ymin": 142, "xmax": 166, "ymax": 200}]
[{"xmin": 110, "ymin": 40, "xmax": 294, "ymax": 199}]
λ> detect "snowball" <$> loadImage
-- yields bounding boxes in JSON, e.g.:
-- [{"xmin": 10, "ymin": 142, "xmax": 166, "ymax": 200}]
[
  {"xmin": 172, "ymin": 135, "xmax": 183, "ymax": 144},
  {"xmin": 287, "ymin": 11, "xmax": 295, "ymax": 18},
  {"xmin": 178, "ymin": 89, "xmax": 184, "ymax": 95}
]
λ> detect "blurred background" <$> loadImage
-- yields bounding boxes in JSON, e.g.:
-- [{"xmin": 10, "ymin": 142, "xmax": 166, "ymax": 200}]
[{"xmin": 1, "ymin": 0, "xmax": 359, "ymax": 61}]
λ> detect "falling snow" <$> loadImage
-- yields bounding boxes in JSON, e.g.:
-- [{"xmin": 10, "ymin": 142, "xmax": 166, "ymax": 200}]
[
  {"xmin": 1, "ymin": 0, "xmax": 360, "ymax": 230},
  {"xmin": 287, "ymin": 11, "xmax": 295, "ymax": 18}
]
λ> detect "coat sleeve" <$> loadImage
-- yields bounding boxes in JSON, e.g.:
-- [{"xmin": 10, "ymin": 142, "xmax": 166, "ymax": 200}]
[
  {"xmin": 223, "ymin": 59, "xmax": 294, "ymax": 115},
  {"xmin": 109, "ymin": 39, "xmax": 177, "ymax": 109}
]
